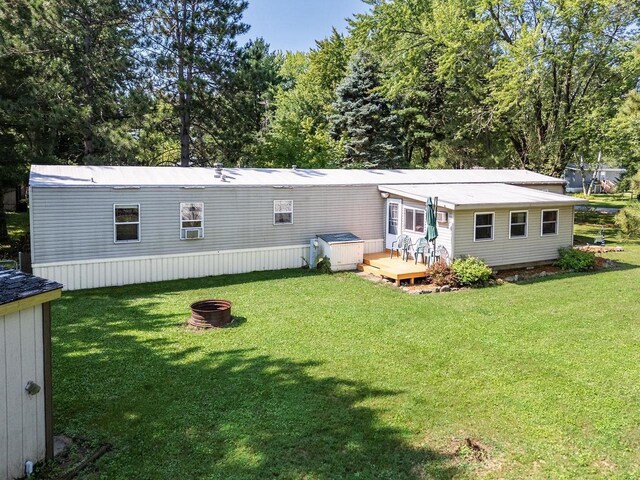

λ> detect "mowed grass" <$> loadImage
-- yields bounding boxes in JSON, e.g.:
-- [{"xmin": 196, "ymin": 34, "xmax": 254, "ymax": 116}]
[
  {"xmin": 572, "ymin": 193, "xmax": 637, "ymax": 210},
  {"xmin": 52, "ymin": 245, "xmax": 640, "ymax": 479}
]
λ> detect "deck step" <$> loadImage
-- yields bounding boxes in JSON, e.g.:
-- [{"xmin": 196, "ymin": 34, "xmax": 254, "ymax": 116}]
[{"xmin": 357, "ymin": 264, "xmax": 381, "ymax": 275}]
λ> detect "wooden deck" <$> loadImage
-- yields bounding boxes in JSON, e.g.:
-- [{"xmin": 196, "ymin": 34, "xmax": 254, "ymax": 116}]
[{"xmin": 357, "ymin": 252, "xmax": 427, "ymax": 286}]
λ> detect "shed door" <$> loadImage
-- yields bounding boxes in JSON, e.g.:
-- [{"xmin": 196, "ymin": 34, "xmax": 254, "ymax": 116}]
[{"xmin": 385, "ymin": 199, "xmax": 401, "ymax": 250}]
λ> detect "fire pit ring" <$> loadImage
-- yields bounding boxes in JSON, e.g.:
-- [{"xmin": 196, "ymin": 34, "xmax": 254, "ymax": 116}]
[{"xmin": 188, "ymin": 299, "xmax": 232, "ymax": 328}]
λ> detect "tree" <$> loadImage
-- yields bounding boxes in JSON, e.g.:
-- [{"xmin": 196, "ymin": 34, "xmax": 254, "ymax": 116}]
[
  {"xmin": 143, "ymin": 0, "xmax": 248, "ymax": 166},
  {"xmin": 199, "ymin": 38, "xmax": 281, "ymax": 166},
  {"xmin": 474, "ymin": 0, "xmax": 639, "ymax": 174},
  {"xmin": 255, "ymin": 31, "xmax": 350, "ymax": 168},
  {"xmin": 330, "ymin": 51, "xmax": 403, "ymax": 168}
]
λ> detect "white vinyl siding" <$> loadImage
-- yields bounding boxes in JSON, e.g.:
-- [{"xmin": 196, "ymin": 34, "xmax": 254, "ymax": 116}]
[
  {"xmin": 509, "ymin": 210, "xmax": 528, "ymax": 239},
  {"xmin": 397, "ymin": 198, "xmax": 454, "ymax": 259},
  {"xmin": 31, "ymin": 185, "xmax": 385, "ymax": 265},
  {"xmin": 474, "ymin": 212, "xmax": 494, "ymax": 242},
  {"xmin": 1, "ymin": 305, "xmax": 46, "ymax": 480},
  {"xmin": 455, "ymin": 206, "xmax": 574, "ymax": 267}
]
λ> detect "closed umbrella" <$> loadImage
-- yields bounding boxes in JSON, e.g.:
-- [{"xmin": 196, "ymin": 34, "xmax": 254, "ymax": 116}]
[{"xmin": 426, "ymin": 197, "xmax": 438, "ymax": 263}]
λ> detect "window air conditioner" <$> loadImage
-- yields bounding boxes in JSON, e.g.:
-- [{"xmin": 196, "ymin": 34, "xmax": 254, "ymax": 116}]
[{"xmin": 182, "ymin": 228, "xmax": 203, "ymax": 239}]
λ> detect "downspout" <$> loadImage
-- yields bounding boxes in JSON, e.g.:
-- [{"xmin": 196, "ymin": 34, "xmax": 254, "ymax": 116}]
[{"xmin": 449, "ymin": 207, "xmax": 456, "ymax": 261}]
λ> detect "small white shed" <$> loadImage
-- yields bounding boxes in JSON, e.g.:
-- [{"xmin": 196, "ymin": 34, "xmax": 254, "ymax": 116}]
[
  {"xmin": 316, "ymin": 233, "xmax": 364, "ymax": 271},
  {"xmin": 0, "ymin": 268, "xmax": 62, "ymax": 480}
]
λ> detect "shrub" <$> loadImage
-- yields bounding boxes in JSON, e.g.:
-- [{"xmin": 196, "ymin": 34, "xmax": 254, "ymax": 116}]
[
  {"xmin": 555, "ymin": 247, "xmax": 596, "ymax": 271},
  {"xmin": 425, "ymin": 260, "xmax": 458, "ymax": 287},
  {"xmin": 615, "ymin": 203, "xmax": 640, "ymax": 238},
  {"xmin": 316, "ymin": 256, "xmax": 332, "ymax": 274},
  {"xmin": 451, "ymin": 257, "xmax": 492, "ymax": 286}
]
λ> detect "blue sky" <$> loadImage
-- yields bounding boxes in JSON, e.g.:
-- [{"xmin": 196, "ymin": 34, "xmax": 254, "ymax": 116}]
[{"xmin": 239, "ymin": 0, "xmax": 371, "ymax": 52}]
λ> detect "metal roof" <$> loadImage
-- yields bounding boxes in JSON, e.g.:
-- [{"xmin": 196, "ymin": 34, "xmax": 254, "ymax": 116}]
[
  {"xmin": 29, "ymin": 165, "xmax": 565, "ymax": 188},
  {"xmin": 378, "ymin": 183, "xmax": 586, "ymax": 210},
  {"xmin": 0, "ymin": 268, "xmax": 63, "ymax": 306}
]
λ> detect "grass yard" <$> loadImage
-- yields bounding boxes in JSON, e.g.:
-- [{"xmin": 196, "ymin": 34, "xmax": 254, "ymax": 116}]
[
  {"xmin": 51, "ymin": 245, "xmax": 640, "ymax": 479},
  {"xmin": 572, "ymin": 193, "xmax": 637, "ymax": 210}
]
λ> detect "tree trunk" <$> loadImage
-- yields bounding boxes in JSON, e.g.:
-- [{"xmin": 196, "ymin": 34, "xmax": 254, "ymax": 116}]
[
  {"xmin": 0, "ymin": 184, "xmax": 8, "ymax": 243},
  {"xmin": 178, "ymin": 0, "xmax": 190, "ymax": 167},
  {"xmin": 83, "ymin": 29, "xmax": 95, "ymax": 162}
]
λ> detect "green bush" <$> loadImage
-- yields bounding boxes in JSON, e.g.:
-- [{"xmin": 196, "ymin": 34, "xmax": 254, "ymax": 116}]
[
  {"xmin": 316, "ymin": 256, "xmax": 332, "ymax": 274},
  {"xmin": 451, "ymin": 256, "xmax": 492, "ymax": 286},
  {"xmin": 615, "ymin": 203, "xmax": 640, "ymax": 238},
  {"xmin": 425, "ymin": 260, "xmax": 458, "ymax": 287},
  {"xmin": 555, "ymin": 247, "xmax": 596, "ymax": 271}
]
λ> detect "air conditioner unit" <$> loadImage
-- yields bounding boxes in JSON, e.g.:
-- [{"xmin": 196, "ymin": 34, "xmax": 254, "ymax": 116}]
[
  {"xmin": 182, "ymin": 228, "xmax": 203, "ymax": 240},
  {"xmin": 437, "ymin": 211, "xmax": 448, "ymax": 223}
]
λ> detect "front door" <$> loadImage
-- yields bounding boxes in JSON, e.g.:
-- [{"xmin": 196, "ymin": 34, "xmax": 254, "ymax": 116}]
[{"xmin": 385, "ymin": 198, "xmax": 401, "ymax": 250}]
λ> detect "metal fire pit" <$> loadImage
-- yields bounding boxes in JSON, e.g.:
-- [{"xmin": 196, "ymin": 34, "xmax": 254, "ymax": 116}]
[{"xmin": 188, "ymin": 299, "xmax": 232, "ymax": 328}]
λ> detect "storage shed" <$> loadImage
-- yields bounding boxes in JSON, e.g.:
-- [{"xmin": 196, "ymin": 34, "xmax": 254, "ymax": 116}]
[
  {"xmin": 316, "ymin": 233, "xmax": 364, "ymax": 271},
  {"xmin": 0, "ymin": 268, "xmax": 62, "ymax": 480}
]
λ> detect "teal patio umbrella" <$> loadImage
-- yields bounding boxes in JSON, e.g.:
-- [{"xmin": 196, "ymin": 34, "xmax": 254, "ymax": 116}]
[{"xmin": 426, "ymin": 196, "xmax": 438, "ymax": 263}]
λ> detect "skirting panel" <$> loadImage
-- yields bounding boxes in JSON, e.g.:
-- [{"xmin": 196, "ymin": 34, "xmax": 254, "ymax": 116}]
[{"xmin": 33, "ymin": 240, "xmax": 384, "ymax": 291}]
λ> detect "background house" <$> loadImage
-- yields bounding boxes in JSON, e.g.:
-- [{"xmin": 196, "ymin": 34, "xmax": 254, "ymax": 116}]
[
  {"xmin": 0, "ymin": 268, "xmax": 62, "ymax": 480},
  {"xmin": 564, "ymin": 164, "xmax": 626, "ymax": 193},
  {"xmin": 29, "ymin": 165, "xmax": 580, "ymax": 290}
]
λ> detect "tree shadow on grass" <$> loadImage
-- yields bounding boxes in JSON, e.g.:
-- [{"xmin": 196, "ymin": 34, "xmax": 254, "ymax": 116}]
[{"xmin": 51, "ymin": 294, "xmax": 459, "ymax": 479}]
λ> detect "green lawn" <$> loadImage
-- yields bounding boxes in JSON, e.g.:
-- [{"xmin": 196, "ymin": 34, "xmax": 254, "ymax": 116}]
[
  {"xmin": 51, "ymin": 245, "xmax": 640, "ymax": 479},
  {"xmin": 573, "ymin": 193, "xmax": 637, "ymax": 210}
]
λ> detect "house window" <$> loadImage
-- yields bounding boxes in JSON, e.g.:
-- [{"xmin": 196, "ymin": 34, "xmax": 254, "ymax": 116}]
[
  {"xmin": 274, "ymin": 200, "xmax": 293, "ymax": 224},
  {"xmin": 509, "ymin": 211, "xmax": 528, "ymax": 238},
  {"xmin": 114, "ymin": 204, "xmax": 140, "ymax": 243},
  {"xmin": 474, "ymin": 212, "xmax": 494, "ymax": 241},
  {"xmin": 403, "ymin": 207, "xmax": 425, "ymax": 233},
  {"xmin": 180, "ymin": 202, "xmax": 204, "ymax": 239},
  {"xmin": 541, "ymin": 209, "xmax": 558, "ymax": 235}
]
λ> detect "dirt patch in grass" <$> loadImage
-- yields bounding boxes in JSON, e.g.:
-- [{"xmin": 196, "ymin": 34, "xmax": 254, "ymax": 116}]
[{"xmin": 34, "ymin": 436, "xmax": 111, "ymax": 479}]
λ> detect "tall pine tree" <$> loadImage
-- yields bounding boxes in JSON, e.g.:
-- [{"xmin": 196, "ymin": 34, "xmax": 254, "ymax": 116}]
[
  {"xmin": 330, "ymin": 51, "xmax": 403, "ymax": 169},
  {"xmin": 143, "ymin": 0, "xmax": 248, "ymax": 166}
]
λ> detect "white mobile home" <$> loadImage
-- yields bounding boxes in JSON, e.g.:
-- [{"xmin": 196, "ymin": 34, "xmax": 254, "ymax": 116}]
[{"xmin": 29, "ymin": 165, "xmax": 584, "ymax": 290}]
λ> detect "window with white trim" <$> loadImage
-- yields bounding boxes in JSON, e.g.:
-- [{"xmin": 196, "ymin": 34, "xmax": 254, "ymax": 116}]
[
  {"xmin": 541, "ymin": 209, "xmax": 558, "ymax": 235},
  {"xmin": 114, "ymin": 204, "xmax": 140, "ymax": 243},
  {"xmin": 509, "ymin": 211, "xmax": 528, "ymax": 238},
  {"xmin": 474, "ymin": 212, "xmax": 494, "ymax": 241},
  {"xmin": 403, "ymin": 207, "xmax": 425, "ymax": 233},
  {"xmin": 180, "ymin": 202, "xmax": 204, "ymax": 239},
  {"xmin": 274, "ymin": 200, "xmax": 293, "ymax": 224}
]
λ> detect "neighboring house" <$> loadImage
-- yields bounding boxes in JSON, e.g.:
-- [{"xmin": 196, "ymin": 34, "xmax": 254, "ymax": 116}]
[
  {"xmin": 29, "ymin": 165, "xmax": 584, "ymax": 290},
  {"xmin": 0, "ymin": 268, "xmax": 62, "ymax": 480},
  {"xmin": 564, "ymin": 164, "xmax": 626, "ymax": 193}
]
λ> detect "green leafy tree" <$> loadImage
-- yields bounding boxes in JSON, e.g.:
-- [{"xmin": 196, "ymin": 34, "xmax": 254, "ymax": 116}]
[
  {"xmin": 330, "ymin": 50, "xmax": 403, "ymax": 168},
  {"xmin": 200, "ymin": 38, "xmax": 281, "ymax": 166},
  {"xmin": 255, "ymin": 31, "xmax": 349, "ymax": 168}
]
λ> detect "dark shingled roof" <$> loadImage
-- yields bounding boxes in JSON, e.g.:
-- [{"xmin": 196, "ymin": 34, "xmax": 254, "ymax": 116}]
[{"xmin": 0, "ymin": 267, "xmax": 63, "ymax": 306}]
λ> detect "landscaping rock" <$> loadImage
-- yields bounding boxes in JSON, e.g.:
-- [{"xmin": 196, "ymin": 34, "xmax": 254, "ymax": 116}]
[{"xmin": 439, "ymin": 285, "xmax": 451, "ymax": 293}]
